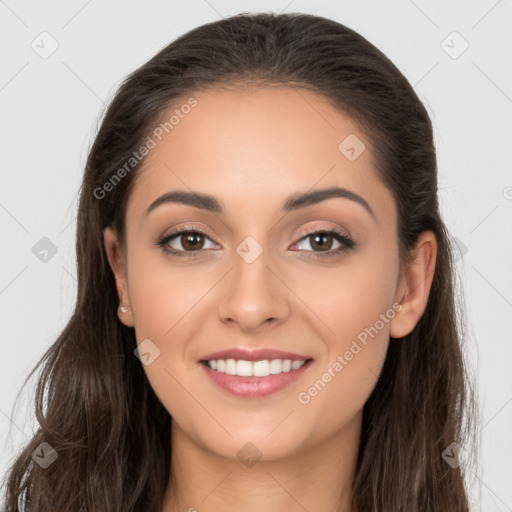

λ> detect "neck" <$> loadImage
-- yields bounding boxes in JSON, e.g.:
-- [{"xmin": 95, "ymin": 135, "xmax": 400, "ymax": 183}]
[{"xmin": 163, "ymin": 413, "xmax": 361, "ymax": 512}]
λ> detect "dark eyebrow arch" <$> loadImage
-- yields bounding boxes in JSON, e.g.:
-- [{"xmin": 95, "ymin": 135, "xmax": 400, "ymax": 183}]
[
  {"xmin": 144, "ymin": 186, "xmax": 374, "ymax": 218},
  {"xmin": 282, "ymin": 186, "xmax": 374, "ymax": 218}
]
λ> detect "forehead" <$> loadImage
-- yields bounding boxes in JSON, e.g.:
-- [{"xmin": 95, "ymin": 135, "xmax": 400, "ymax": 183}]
[{"xmin": 126, "ymin": 85, "xmax": 395, "ymax": 224}]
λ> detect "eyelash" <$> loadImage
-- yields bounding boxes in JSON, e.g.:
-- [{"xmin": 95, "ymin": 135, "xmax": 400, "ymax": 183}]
[{"xmin": 156, "ymin": 225, "xmax": 356, "ymax": 260}]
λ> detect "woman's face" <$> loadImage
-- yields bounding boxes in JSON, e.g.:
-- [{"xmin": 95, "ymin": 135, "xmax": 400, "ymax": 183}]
[{"xmin": 106, "ymin": 85, "xmax": 407, "ymax": 461}]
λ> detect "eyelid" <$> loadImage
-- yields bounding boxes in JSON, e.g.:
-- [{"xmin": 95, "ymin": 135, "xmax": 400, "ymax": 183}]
[
  {"xmin": 293, "ymin": 222, "xmax": 352, "ymax": 241},
  {"xmin": 158, "ymin": 223, "xmax": 219, "ymax": 243},
  {"xmin": 160, "ymin": 223, "xmax": 218, "ymax": 248},
  {"xmin": 289, "ymin": 224, "xmax": 355, "ymax": 256},
  {"xmin": 160, "ymin": 221, "xmax": 351, "ymax": 242}
]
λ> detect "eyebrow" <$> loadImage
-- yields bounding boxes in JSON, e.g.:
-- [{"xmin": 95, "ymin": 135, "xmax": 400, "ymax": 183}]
[{"xmin": 144, "ymin": 186, "xmax": 375, "ymax": 218}]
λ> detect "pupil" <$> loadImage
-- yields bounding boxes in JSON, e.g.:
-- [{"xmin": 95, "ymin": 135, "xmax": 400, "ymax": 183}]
[
  {"xmin": 183, "ymin": 233, "xmax": 202, "ymax": 250},
  {"xmin": 312, "ymin": 233, "xmax": 332, "ymax": 251}
]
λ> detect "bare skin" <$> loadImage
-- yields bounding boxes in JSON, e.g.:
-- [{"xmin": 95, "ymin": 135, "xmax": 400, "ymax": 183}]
[{"xmin": 104, "ymin": 84, "xmax": 437, "ymax": 512}]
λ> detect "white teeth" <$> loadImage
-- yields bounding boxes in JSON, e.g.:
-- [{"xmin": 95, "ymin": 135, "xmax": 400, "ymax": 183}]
[
  {"xmin": 206, "ymin": 358, "xmax": 308, "ymax": 377},
  {"xmin": 291, "ymin": 360, "xmax": 304, "ymax": 370},
  {"xmin": 236, "ymin": 359, "xmax": 253, "ymax": 377},
  {"xmin": 225, "ymin": 358, "xmax": 236, "ymax": 375},
  {"xmin": 269, "ymin": 359, "xmax": 282, "ymax": 374},
  {"xmin": 253, "ymin": 360, "xmax": 271, "ymax": 377}
]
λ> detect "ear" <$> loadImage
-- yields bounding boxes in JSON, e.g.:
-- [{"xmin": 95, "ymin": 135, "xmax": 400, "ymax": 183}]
[
  {"xmin": 103, "ymin": 227, "xmax": 135, "ymax": 327},
  {"xmin": 390, "ymin": 231, "xmax": 437, "ymax": 338}
]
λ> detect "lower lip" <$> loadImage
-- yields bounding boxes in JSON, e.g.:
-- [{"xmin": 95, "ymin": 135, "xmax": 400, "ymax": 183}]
[{"xmin": 199, "ymin": 360, "xmax": 314, "ymax": 398}]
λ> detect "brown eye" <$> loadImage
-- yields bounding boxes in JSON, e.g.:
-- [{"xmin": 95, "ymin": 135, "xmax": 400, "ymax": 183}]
[
  {"xmin": 308, "ymin": 232, "xmax": 335, "ymax": 252},
  {"xmin": 291, "ymin": 228, "xmax": 355, "ymax": 259},
  {"xmin": 294, "ymin": 231, "xmax": 342, "ymax": 253},
  {"xmin": 180, "ymin": 232, "xmax": 205, "ymax": 251},
  {"xmin": 157, "ymin": 229, "xmax": 218, "ymax": 257}
]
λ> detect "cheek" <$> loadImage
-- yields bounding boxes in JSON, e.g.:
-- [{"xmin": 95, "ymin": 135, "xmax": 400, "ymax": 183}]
[
  {"xmin": 124, "ymin": 261, "xmax": 191, "ymax": 418},
  {"xmin": 126, "ymin": 249, "xmax": 212, "ymax": 342},
  {"xmin": 124, "ymin": 251, "xmax": 219, "ymax": 409},
  {"xmin": 295, "ymin": 333, "xmax": 389, "ymax": 442},
  {"xmin": 292, "ymin": 242, "xmax": 399, "ymax": 350},
  {"xmin": 289, "ymin": 247, "xmax": 397, "ymax": 428}
]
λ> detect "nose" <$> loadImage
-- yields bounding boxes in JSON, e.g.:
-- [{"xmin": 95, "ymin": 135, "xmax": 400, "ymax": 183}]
[{"xmin": 216, "ymin": 244, "xmax": 291, "ymax": 333}]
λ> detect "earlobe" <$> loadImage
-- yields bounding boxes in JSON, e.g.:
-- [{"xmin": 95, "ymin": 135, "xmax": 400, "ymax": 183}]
[
  {"xmin": 103, "ymin": 227, "xmax": 135, "ymax": 327},
  {"xmin": 390, "ymin": 231, "xmax": 437, "ymax": 339}
]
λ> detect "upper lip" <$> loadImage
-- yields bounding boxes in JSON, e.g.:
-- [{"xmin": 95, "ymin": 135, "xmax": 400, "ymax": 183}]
[{"xmin": 199, "ymin": 348, "xmax": 313, "ymax": 362}]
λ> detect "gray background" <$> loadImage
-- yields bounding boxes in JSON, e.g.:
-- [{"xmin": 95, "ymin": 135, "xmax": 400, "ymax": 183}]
[{"xmin": 1, "ymin": 1, "xmax": 511, "ymax": 510}]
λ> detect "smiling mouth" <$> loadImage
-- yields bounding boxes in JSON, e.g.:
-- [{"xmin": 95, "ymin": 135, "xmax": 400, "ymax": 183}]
[
  {"xmin": 200, "ymin": 358, "xmax": 314, "ymax": 378},
  {"xmin": 199, "ymin": 357, "xmax": 314, "ymax": 398}
]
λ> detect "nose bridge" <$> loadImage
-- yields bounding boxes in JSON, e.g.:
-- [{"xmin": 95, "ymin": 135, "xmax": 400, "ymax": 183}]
[{"xmin": 216, "ymin": 232, "xmax": 290, "ymax": 330}]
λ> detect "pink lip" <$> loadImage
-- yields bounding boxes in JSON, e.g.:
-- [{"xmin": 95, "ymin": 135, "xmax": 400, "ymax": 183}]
[
  {"xmin": 199, "ymin": 347, "xmax": 312, "ymax": 362},
  {"xmin": 200, "ymin": 359, "xmax": 314, "ymax": 398}
]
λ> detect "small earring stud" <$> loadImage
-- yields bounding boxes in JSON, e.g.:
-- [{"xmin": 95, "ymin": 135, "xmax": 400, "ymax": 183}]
[{"xmin": 119, "ymin": 305, "xmax": 129, "ymax": 313}]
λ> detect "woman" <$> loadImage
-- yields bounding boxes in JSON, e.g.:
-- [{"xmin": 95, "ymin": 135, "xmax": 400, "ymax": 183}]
[{"xmin": 2, "ymin": 12, "xmax": 477, "ymax": 511}]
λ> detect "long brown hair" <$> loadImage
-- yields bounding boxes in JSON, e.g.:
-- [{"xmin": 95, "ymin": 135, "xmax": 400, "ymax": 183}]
[{"xmin": 2, "ymin": 12, "xmax": 478, "ymax": 511}]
